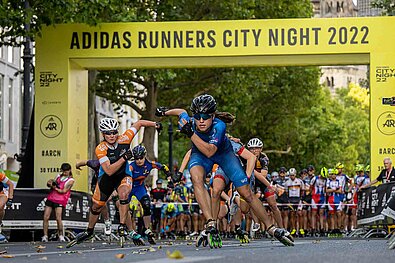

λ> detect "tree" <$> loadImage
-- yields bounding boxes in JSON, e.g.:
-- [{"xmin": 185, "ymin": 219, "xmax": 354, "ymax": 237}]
[{"xmin": 372, "ymin": 0, "xmax": 395, "ymax": 16}]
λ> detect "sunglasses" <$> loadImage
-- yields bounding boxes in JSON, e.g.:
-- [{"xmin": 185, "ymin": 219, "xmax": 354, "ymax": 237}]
[
  {"xmin": 103, "ymin": 130, "xmax": 118, "ymax": 135},
  {"xmin": 135, "ymin": 156, "xmax": 145, "ymax": 160},
  {"xmin": 193, "ymin": 113, "xmax": 212, "ymax": 120}
]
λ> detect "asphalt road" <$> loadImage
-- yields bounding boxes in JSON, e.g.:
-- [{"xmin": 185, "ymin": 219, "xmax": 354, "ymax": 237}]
[{"xmin": 0, "ymin": 238, "xmax": 393, "ymax": 263}]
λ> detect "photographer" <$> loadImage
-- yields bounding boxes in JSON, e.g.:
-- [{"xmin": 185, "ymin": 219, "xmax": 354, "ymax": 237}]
[{"xmin": 42, "ymin": 163, "xmax": 75, "ymax": 242}]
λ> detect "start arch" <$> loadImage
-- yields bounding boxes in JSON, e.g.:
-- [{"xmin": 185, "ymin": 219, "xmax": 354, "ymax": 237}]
[{"xmin": 35, "ymin": 17, "xmax": 395, "ymax": 191}]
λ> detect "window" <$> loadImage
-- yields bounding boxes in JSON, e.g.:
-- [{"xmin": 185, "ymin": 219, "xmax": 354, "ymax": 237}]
[
  {"xmin": 7, "ymin": 46, "xmax": 13, "ymax": 64},
  {"xmin": 0, "ymin": 74, "xmax": 3, "ymax": 139},
  {"xmin": 8, "ymin": 78, "xmax": 13, "ymax": 141}
]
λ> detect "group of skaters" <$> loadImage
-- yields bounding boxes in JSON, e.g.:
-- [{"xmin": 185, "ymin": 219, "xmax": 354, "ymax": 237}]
[{"xmin": 2, "ymin": 94, "xmax": 392, "ymax": 248}]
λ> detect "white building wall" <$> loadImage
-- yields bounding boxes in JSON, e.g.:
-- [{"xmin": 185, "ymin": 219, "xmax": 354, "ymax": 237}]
[
  {"xmin": 311, "ymin": 0, "xmax": 368, "ymax": 92},
  {"xmin": 0, "ymin": 44, "xmax": 22, "ymax": 172}
]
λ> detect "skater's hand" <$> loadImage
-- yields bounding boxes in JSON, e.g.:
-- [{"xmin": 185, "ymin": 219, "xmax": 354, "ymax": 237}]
[
  {"xmin": 155, "ymin": 107, "xmax": 168, "ymax": 117},
  {"xmin": 6, "ymin": 198, "xmax": 13, "ymax": 208}
]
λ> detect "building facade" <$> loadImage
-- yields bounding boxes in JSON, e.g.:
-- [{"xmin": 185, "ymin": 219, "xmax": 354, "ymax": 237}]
[
  {"xmin": 311, "ymin": 0, "xmax": 368, "ymax": 93},
  {"xmin": 0, "ymin": 45, "xmax": 22, "ymax": 172}
]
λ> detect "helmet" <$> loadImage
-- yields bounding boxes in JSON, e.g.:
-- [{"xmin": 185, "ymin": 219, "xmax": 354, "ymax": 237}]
[
  {"xmin": 247, "ymin": 138, "xmax": 263, "ymax": 148},
  {"xmin": 307, "ymin": 165, "xmax": 315, "ymax": 171},
  {"xmin": 320, "ymin": 167, "xmax": 328, "ymax": 178},
  {"xmin": 279, "ymin": 167, "xmax": 287, "ymax": 173},
  {"xmin": 336, "ymin": 162, "xmax": 344, "ymax": 169},
  {"xmin": 190, "ymin": 94, "xmax": 217, "ymax": 114},
  {"xmin": 289, "ymin": 168, "xmax": 297, "ymax": 176},
  {"xmin": 271, "ymin": 171, "xmax": 279, "ymax": 181},
  {"xmin": 99, "ymin": 117, "xmax": 119, "ymax": 132},
  {"xmin": 329, "ymin": 168, "xmax": 338, "ymax": 175},
  {"xmin": 365, "ymin": 164, "xmax": 370, "ymax": 172},
  {"xmin": 132, "ymin": 145, "xmax": 146, "ymax": 159},
  {"xmin": 156, "ymin": 179, "xmax": 163, "ymax": 184},
  {"xmin": 355, "ymin": 164, "xmax": 364, "ymax": 172},
  {"xmin": 301, "ymin": 168, "xmax": 308, "ymax": 174},
  {"xmin": 167, "ymin": 203, "xmax": 175, "ymax": 212}
]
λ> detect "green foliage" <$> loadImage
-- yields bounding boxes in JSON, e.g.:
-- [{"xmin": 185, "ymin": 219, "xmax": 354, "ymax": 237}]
[{"xmin": 372, "ymin": 0, "xmax": 395, "ymax": 16}]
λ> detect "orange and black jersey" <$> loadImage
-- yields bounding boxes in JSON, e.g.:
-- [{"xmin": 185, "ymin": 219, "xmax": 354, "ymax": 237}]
[
  {"xmin": 95, "ymin": 127, "xmax": 137, "ymax": 178},
  {"xmin": 253, "ymin": 153, "xmax": 269, "ymax": 190}
]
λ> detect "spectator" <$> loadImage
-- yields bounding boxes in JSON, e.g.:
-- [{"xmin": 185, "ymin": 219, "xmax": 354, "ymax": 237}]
[
  {"xmin": 0, "ymin": 169, "xmax": 14, "ymax": 241},
  {"xmin": 151, "ymin": 179, "xmax": 167, "ymax": 233},
  {"xmin": 42, "ymin": 163, "xmax": 75, "ymax": 242},
  {"xmin": 361, "ymin": 157, "xmax": 395, "ymax": 189}
]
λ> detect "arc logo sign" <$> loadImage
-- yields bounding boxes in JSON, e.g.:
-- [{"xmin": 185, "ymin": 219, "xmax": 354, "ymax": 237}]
[
  {"xmin": 377, "ymin": 112, "xmax": 395, "ymax": 136},
  {"xmin": 40, "ymin": 115, "xmax": 63, "ymax": 138}
]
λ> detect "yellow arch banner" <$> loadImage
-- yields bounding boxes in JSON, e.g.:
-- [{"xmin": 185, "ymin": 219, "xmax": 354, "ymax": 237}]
[{"xmin": 35, "ymin": 17, "xmax": 395, "ymax": 191}]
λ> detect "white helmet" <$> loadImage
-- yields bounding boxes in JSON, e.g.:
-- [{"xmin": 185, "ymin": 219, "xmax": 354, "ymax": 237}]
[
  {"xmin": 271, "ymin": 171, "xmax": 279, "ymax": 181},
  {"xmin": 289, "ymin": 168, "xmax": 297, "ymax": 176},
  {"xmin": 247, "ymin": 138, "xmax": 263, "ymax": 148},
  {"xmin": 99, "ymin": 118, "xmax": 119, "ymax": 132}
]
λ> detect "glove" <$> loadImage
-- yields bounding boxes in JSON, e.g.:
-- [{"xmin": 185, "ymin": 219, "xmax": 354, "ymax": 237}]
[
  {"xmin": 121, "ymin": 149, "xmax": 133, "ymax": 161},
  {"xmin": 161, "ymin": 165, "xmax": 172, "ymax": 177},
  {"xmin": 180, "ymin": 120, "xmax": 194, "ymax": 138},
  {"xmin": 155, "ymin": 122, "xmax": 163, "ymax": 135},
  {"xmin": 6, "ymin": 198, "xmax": 13, "ymax": 208},
  {"xmin": 155, "ymin": 106, "xmax": 168, "ymax": 117},
  {"xmin": 172, "ymin": 171, "xmax": 183, "ymax": 183}
]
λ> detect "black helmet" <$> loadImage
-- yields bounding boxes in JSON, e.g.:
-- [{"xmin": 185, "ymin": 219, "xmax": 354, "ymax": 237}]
[
  {"xmin": 190, "ymin": 94, "xmax": 217, "ymax": 114},
  {"xmin": 307, "ymin": 165, "xmax": 315, "ymax": 171},
  {"xmin": 279, "ymin": 167, "xmax": 287, "ymax": 173},
  {"xmin": 301, "ymin": 168, "xmax": 308, "ymax": 174},
  {"xmin": 132, "ymin": 145, "xmax": 146, "ymax": 159}
]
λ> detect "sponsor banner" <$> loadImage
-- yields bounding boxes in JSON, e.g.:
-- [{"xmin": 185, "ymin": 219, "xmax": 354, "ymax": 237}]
[
  {"xmin": 3, "ymin": 188, "xmax": 119, "ymax": 229},
  {"xmin": 357, "ymin": 182, "xmax": 395, "ymax": 225}
]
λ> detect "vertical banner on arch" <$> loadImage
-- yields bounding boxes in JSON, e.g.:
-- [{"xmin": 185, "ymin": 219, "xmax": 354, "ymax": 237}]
[
  {"xmin": 35, "ymin": 35, "xmax": 88, "ymax": 192},
  {"xmin": 370, "ymin": 52, "xmax": 395, "ymax": 180}
]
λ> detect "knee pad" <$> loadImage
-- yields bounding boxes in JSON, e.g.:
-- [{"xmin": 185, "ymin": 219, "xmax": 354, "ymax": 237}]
[
  {"xmin": 119, "ymin": 199, "xmax": 129, "ymax": 205},
  {"xmin": 140, "ymin": 196, "xmax": 152, "ymax": 216},
  {"xmin": 90, "ymin": 206, "xmax": 102, "ymax": 215}
]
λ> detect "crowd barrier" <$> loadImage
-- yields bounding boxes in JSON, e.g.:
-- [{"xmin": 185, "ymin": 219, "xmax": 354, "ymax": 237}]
[
  {"xmin": 3, "ymin": 184, "xmax": 395, "ymax": 232},
  {"xmin": 357, "ymin": 182, "xmax": 395, "ymax": 225}
]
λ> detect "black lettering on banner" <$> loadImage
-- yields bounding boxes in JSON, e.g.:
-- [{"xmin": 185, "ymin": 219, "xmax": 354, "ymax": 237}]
[
  {"xmin": 207, "ymin": 30, "xmax": 216, "ymax": 48},
  {"xmin": 300, "ymin": 28, "xmax": 309, "ymax": 45},
  {"xmin": 70, "ymin": 32, "xmax": 80, "ymax": 49},
  {"xmin": 82, "ymin": 32, "xmax": 91, "ymax": 49},
  {"xmin": 379, "ymin": 148, "xmax": 395, "ymax": 155},
  {"xmin": 186, "ymin": 31, "xmax": 194, "ymax": 48},
  {"xmin": 223, "ymin": 30, "xmax": 232, "ymax": 47},
  {"xmin": 252, "ymin": 29, "xmax": 261, "ymax": 46},
  {"xmin": 174, "ymin": 31, "xmax": 183, "ymax": 48},
  {"xmin": 93, "ymin": 32, "xmax": 98, "ymax": 49},
  {"xmin": 162, "ymin": 31, "xmax": 171, "ymax": 48},
  {"xmin": 196, "ymin": 30, "xmax": 205, "ymax": 48},
  {"xmin": 111, "ymin": 32, "xmax": 121, "ymax": 49},
  {"xmin": 100, "ymin": 32, "xmax": 109, "ymax": 48},
  {"xmin": 350, "ymin": 26, "xmax": 358, "ymax": 44},
  {"xmin": 139, "ymin": 31, "xmax": 147, "ymax": 48},
  {"xmin": 241, "ymin": 29, "xmax": 249, "ymax": 47},
  {"xmin": 327, "ymin": 26, "xmax": 369, "ymax": 45},
  {"xmin": 361, "ymin": 26, "xmax": 369, "ymax": 44},
  {"xmin": 123, "ymin": 32, "xmax": 132, "ymax": 48},
  {"xmin": 339, "ymin": 27, "xmax": 347, "ymax": 44},
  {"xmin": 312, "ymin": 27, "xmax": 321, "ymax": 45},
  {"xmin": 328, "ymin": 27, "xmax": 336, "ymax": 45},
  {"xmin": 150, "ymin": 31, "xmax": 159, "ymax": 48},
  {"xmin": 288, "ymin": 28, "xmax": 297, "ymax": 46}
]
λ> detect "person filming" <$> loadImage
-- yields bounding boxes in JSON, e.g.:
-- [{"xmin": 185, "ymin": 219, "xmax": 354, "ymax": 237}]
[{"xmin": 42, "ymin": 163, "xmax": 75, "ymax": 242}]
